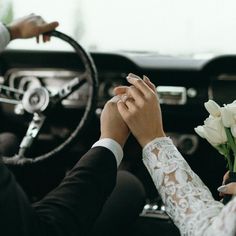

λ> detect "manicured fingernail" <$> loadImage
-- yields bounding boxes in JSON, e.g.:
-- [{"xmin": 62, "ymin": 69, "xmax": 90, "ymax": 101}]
[
  {"xmin": 121, "ymin": 94, "xmax": 128, "ymax": 102},
  {"xmin": 217, "ymin": 185, "xmax": 227, "ymax": 193},
  {"xmin": 126, "ymin": 76, "xmax": 131, "ymax": 80},
  {"xmin": 126, "ymin": 76, "xmax": 133, "ymax": 82},
  {"xmin": 143, "ymin": 75, "xmax": 150, "ymax": 81},
  {"xmin": 110, "ymin": 96, "xmax": 120, "ymax": 103},
  {"xmin": 128, "ymin": 73, "xmax": 139, "ymax": 79},
  {"xmin": 128, "ymin": 73, "xmax": 135, "ymax": 77}
]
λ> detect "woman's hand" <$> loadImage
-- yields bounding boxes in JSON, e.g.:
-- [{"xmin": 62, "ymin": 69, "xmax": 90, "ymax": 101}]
[
  {"xmin": 114, "ymin": 73, "xmax": 165, "ymax": 148},
  {"xmin": 218, "ymin": 171, "xmax": 236, "ymax": 195}
]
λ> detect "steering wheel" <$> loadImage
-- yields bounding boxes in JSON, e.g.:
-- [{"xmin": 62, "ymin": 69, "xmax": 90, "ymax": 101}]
[{"xmin": 1, "ymin": 31, "xmax": 98, "ymax": 165}]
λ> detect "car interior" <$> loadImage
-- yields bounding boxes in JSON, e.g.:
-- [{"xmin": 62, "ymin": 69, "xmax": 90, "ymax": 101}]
[{"xmin": 1, "ymin": 0, "xmax": 236, "ymax": 235}]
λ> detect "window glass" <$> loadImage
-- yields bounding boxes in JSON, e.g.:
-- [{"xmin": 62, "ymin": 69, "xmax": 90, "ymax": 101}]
[{"xmin": 1, "ymin": 0, "xmax": 236, "ymax": 58}]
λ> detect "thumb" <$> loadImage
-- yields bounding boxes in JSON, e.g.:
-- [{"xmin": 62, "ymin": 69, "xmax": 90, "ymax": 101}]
[
  {"xmin": 113, "ymin": 86, "xmax": 129, "ymax": 95},
  {"xmin": 218, "ymin": 183, "xmax": 236, "ymax": 195}
]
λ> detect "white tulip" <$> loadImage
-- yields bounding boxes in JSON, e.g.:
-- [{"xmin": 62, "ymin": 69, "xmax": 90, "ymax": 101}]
[
  {"xmin": 220, "ymin": 107, "xmax": 235, "ymax": 127},
  {"xmin": 203, "ymin": 116, "xmax": 227, "ymax": 146},
  {"xmin": 194, "ymin": 126, "xmax": 206, "ymax": 139},
  {"xmin": 225, "ymin": 102, "xmax": 236, "ymax": 118},
  {"xmin": 227, "ymin": 100, "xmax": 236, "ymax": 107},
  {"xmin": 231, "ymin": 124, "xmax": 236, "ymax": 138},
  {"xmin": 204, "ymin": 100, "xmax": 221, "ymax": 117}
]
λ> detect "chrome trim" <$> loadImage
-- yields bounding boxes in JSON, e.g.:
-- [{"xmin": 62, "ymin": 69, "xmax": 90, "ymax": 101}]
[
  {"xmin": 157, "ymin": 86, "xmax": 187, "ymax": 105},
  {"xmin": 218, "ymin": 74, "xmax": 236, "ymax": 81}
]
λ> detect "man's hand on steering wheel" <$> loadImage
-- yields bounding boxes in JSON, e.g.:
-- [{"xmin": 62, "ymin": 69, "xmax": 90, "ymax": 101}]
[{"xmin": 6, "ymin": 13, "xmax": 59, "ymax": 42}]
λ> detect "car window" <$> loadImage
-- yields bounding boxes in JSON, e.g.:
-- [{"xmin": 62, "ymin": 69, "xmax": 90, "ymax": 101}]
[{"xmin": 1, "ymin": 0, "xmax": 236, "ymax": 58}]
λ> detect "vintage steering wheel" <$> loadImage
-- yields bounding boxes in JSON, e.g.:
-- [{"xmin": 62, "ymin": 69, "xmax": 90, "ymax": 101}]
[{"xmin": 1, "ymin": 31, "xmax": 98, "ymax": 165}]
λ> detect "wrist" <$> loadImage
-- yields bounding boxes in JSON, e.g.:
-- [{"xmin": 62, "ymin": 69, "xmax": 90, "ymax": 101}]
[
  {"xmin": 7, "ymin": 25, "xmax": 20, "ymax": 40},
  {"xmin": 139, "ymin": 131, "xmax": 166, "ymax": 148},
  {"xmin": 92, "ymin": 138, "xmax": 123, "ymax": 166},
  {"xmin": 100, "ymin": 134, "xmax": 127, "ymax": 148}
]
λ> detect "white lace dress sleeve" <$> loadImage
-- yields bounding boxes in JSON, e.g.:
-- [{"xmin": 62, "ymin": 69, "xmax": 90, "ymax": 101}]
[{"xmin": 142, "ymin": 137, "xmax": 236, "ymax": 236}]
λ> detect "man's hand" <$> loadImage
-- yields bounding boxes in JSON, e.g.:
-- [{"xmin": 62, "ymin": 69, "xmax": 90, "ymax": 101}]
[
  {"xmin": 114, "ymin": 73, "xmax": 165, "ymax": 148},
  {"xmin": 100, "ymin": 96, "xmax": 130, "ymax": 148},
  {"xmin": 7, "ymin": 13, "xmax": 59, "ymax": 42}
]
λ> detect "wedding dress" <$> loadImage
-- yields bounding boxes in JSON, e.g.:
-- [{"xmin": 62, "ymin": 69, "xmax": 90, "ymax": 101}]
[{"xmin": 142, "ymin": 137, "xmax": 236, "ymax": 236}]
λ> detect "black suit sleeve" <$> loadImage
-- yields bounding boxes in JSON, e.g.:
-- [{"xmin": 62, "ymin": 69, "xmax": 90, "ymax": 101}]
[{"xmin": 0, "ymin": 147, "xmax": 117, "ymax": 236}]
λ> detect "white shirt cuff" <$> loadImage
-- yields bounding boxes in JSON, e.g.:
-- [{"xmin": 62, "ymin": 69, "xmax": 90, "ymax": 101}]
[
  {"xmin": 0, "ymin": 23, "xmax": 10, "ymax": 52},
  {"xmin": 92, "ymin": 138, "xmax": 123, "ymax": 166}
]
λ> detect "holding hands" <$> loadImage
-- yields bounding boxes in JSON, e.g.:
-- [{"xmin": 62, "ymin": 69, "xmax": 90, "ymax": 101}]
[
  {"xmin": 100, "ymin": 96, "xmax": 130, "ymax": 148},
  {"xmin": 114, "ymin": 73, "xmax": 165, "ymax": 147},
  {"xmin": 101, "ymin": 73, "xmax": 165, "ymax": 148}
]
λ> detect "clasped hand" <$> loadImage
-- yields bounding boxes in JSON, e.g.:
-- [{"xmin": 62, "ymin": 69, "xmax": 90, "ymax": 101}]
[{"xmin": 100, "ymin": 73, "xmax": 165, "ymax": 148}]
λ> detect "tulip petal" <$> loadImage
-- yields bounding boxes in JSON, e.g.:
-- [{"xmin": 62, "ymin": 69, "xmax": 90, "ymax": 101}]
[
  {"xmin": 231, "ymin": 124, "xmax": 236, "ymax": 138},
  {"xmin": 204, "ymin": 100, "xmax": 221, "ymax": 117},
  {"xmin": 194, "ymin": 126, "xmax": 206, "ymax": 139},
  {"xmin": 220, "ymin": 107, "xmax": 235, "ymax": 127}
]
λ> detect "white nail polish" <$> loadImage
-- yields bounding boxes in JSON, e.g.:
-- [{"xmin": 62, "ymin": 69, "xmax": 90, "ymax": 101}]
[
  {"xmin": 217, "ymin": 185, "xmax": 227, "ymax": 193},
  {"xmin": 110, "ymin": 96, "xmax": 120, "ymax": 103}
]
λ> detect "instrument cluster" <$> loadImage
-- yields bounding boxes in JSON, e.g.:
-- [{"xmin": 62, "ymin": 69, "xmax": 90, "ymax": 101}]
[{"xmin": 4, "ymin": 68, "xmax": 89, "ymax": 109}]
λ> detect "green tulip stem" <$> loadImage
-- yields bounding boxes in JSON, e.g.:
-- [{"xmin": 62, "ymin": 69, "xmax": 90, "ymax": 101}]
[
  {"xmin": 225, "ymin": 128, "xmax": 236, "ymax": 172},
  {"xmin": 234, "ymin": 155, "xmax": 236, "ymax": 173},
  {"xmin": 226, "ymin": 153, "xmax": 233, "ymax": 172},
  {"xmin": 216, "ymin": 144, "xmax": 233, "ymax": 171}
]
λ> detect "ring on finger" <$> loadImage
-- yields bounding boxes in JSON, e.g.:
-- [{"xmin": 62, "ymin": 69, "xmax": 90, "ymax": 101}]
[{"xmin": 121, "ymin": 94, "xmax": 129, "ymax": 103}]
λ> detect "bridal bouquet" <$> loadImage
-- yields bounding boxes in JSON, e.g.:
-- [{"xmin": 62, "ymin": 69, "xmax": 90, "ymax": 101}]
[{"xmin": 194, "ymin": 100, "xmax": 236, "ymax": 172}]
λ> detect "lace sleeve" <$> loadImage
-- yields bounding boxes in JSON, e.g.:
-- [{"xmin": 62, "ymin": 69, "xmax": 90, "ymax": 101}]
[{"xmin": 142, "ymin": 137, "xmax": 236, "ymax": 236}]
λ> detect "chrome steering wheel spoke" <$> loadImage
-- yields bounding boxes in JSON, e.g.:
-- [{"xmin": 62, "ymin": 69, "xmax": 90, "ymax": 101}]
[
  {"xmin": 51, "ymin": 75, "xmax": 87, "ymax": 105},
  {"xmin": 0, "ymin": 85, "xmax": 24, "ymax": 105},
  {"xmin": 0, "ymin": 85, "xmax": 24, "ymax": 100},
  {"xmin": 18, "ymin": 113, "xmax": 45, "ymax": 158}
]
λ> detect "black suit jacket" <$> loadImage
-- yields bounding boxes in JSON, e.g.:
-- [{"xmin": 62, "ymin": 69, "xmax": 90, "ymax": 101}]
[{"xmin": 0, "ymin": 147, "xmax": 117, "ymax": 236}]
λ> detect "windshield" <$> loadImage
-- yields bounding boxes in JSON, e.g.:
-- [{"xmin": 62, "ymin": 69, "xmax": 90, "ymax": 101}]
[{"xmin": 1, "ymin": 0, "xmax": 236, "ymax": 58}]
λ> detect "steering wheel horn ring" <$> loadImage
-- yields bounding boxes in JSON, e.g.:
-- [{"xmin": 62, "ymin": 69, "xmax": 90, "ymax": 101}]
[{"xmin": 22, "ymin": 87, "xmax": 50, "ymax": 114}]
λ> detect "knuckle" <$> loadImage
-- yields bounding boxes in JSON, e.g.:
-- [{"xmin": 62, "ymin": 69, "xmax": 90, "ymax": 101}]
[
  {"xmin": 151, "ymin": 84, "xmax": 156, "ymax": 90},
  {"xmin": 132, "ymin": 79, "xmax": 141, "ymax": 86},
  {"xmin": 136, "ymin": 79, "xmax": 143, "ymax": 85},
  {"xmin": 146, "ymin": 92, "xmax": 155, "ymax": 100},
  {"xmin": 129, "ymin": 85, "xmax": 136, "ymax": 94},
  {"xmin": 129, "ymin": 85, "xmax": 135, "ymax": 90}
]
